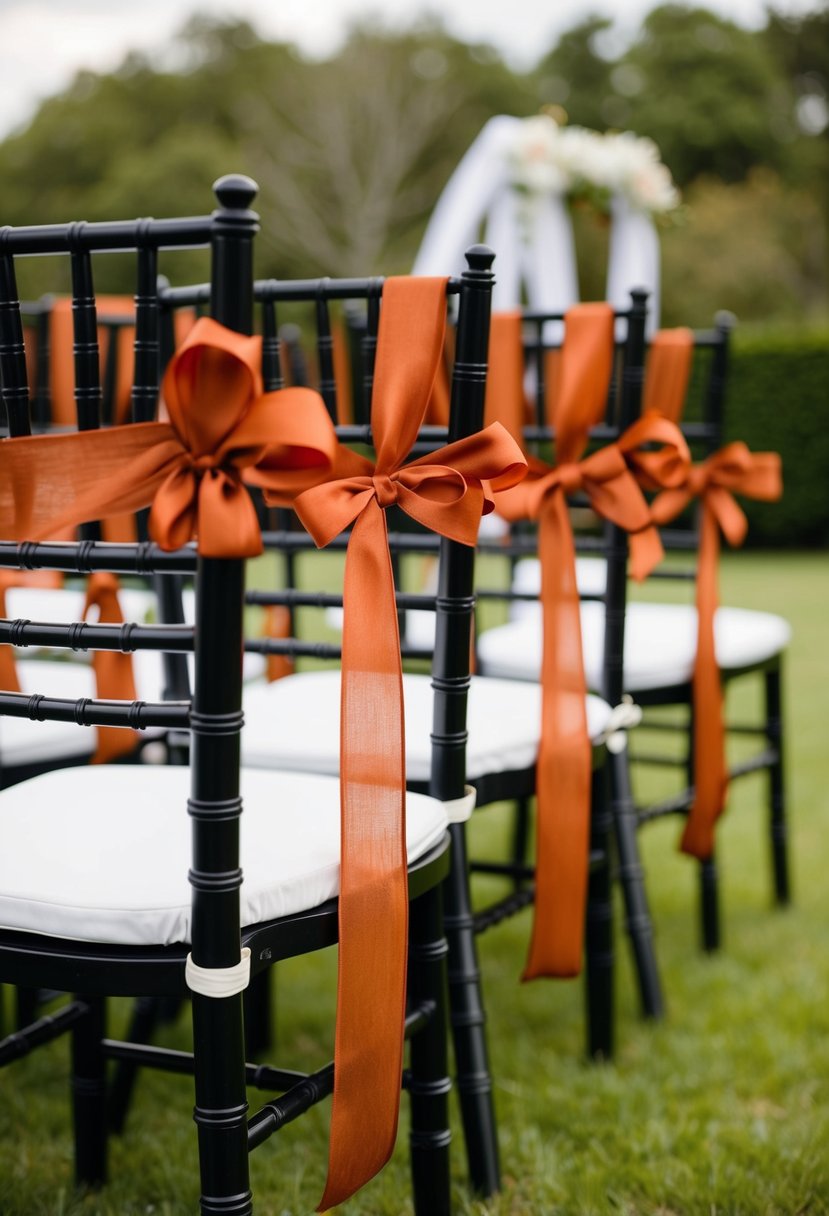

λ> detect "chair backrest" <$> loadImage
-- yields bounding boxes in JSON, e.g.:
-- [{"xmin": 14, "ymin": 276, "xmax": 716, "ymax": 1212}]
[
  {"xmin": 472, "ymin": 293, "xmax": 650, "ymax": 706},
  {"xmin": 156, "ymin": 252, "xmax": 498, "ymax": 798},
  {"xmin": 0, "ymin": 174, "xmax": 258, "ymax": 973}
]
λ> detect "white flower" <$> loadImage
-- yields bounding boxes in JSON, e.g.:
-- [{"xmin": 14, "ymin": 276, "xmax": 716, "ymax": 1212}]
[
  {"xmin": 591, "ymin": 131, "xmax": 680, "ymax": 212},
  {"xmin": 506, "ymin": 114, "xmax": 570, "ymax": 194},
  {"xmin": 504, "ymin": 116, "xmax": 680, "ymax": 215}
]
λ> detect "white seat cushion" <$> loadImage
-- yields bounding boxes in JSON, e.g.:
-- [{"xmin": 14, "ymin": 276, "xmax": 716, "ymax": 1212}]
[
  {"xmin": 478, "ymin": 602, "xmax": 791, "ymax": 692},
  {"xmin": 0, "ymin": 765, "xmax": 448, "ymax": 946},
  {"xmin": 241, "ymin": 670, "xmax": 613, "ymax": 779}
]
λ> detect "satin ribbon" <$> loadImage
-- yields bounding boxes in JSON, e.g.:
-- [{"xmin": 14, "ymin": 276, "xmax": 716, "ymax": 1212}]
[
  {"xmin": 0, "ymin": 569, "xmax": 139, "ymax": 763},
  {"xmin": 491, "ymin": 304, "xmax": 691, "ymax": 979},
  {"xmin": 0, "ymin": 569, "xmax": 63, "ymax": 693},
  {"xmin": 82, "ymin": 572, "xmax": 141, "ymax": 763},
  {"xmin": 261, "ymin": 605, "xmax": 294, "ymax": 682},
  {"xmin": 283, "ymin": 277, "xmax": 526, "ymax": 1211},
  {"xmin": 649, "ymin": 443, "xmax": 782, "ymax": 859},
  {"xmin": 642, "ymin": 327, "xmax": 695, "ymax": 422},
  {"xmin": 0, "ymin": 317, "xmax": 338, "ymax": 557}
]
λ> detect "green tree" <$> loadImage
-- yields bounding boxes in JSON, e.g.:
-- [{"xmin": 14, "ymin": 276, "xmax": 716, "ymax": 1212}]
[{"xmin": 621, "ymin": 5, "xmax": 791, "ymax": 185}]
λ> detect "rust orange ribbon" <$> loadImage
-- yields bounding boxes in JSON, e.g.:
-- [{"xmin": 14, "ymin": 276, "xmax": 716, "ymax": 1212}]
[
  {"xmin": 44, "ymin": 296, "xmax": 197, "ymax": 427},
  {"xmin": 0, "ymin": 569, "xmax": 139, "ymax": 763},
  {"xmin": 283, "ymin": 277, "xmax": 526, "ymax": 1211},
  {"xmin": 642, "ymin": 327, "xmax": 695, "ymax": 423},
  {"xmin": 0, "ymin": 569, "xmax": 63, "ymax": 693},
  {"xmin": 82, "ymin": 572, "xmax": 141, "ymax": 763},
  {"xmin": 261, "ymin": 604, "xmax": 294, "ymax": 682},
  {"xmin": 491, "ymin": 304, "xmax": 691, "ymax": 979},
  {"xmin": 0, "ymin": 317, "xmax": 338, "ymax": 558},
  {"xmin": 649, "ymin": 443, "xmax": 782, "ymax": 859}
]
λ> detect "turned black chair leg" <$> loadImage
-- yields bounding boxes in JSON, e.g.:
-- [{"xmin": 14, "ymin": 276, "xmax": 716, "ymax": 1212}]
[
  {"xmin": 510, "ymin": 797, "xmax": 532, "ymax": 890},
  {"xmin": 108, "ymin": 995, "xmax": 163, "ymax": 1135},
  {"xmin": 585, "ymin": 759, "xmax": 614, "ymax": 1060},
  {"xmin": 191, "ymin": 990, "xmax": 252, "ymax": 1216},
  {"xmin": 71, "ymin": 994, "xmax": 108, "ymax": 1188},
  {"xmin": 243, "ymin": 968, "xmax": 273, "ymax": 1057},
  {"xmin": 444, "ymin": 822, "xmax": 500, "ymax": 1197},
  {"xmin": 765, "ymin": 660, "xmax": 790, "ymax": 906},
  {"xmin": 408, "ymin": 884, "xmax": 452, "ymax": 1216},
  {"xmin": 15, "ymin": 986, "xmax": 40, "ymax": 1030},
  {"xmin": 688, "ymin": 700, "xmax": 721, "ymax": 953},
  {"xmin": 610, "ymin": 748, "xmax": 664, "ymax": 1019},
  {"xmin": 699, "ymin": 855, "xmax": 721, "ymax": 952}
]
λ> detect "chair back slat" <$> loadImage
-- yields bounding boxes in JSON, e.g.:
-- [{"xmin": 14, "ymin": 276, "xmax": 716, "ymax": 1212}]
[
  {"xmin": 68, "ymin": 247, "xmax": 102, "ymax": 433},
  {"xmin": 132, "ymin": 245, "xmax": 161, "ymax": 425},
  {"xmin": 0, "ymin": 252, "xmax": 32, "ymax": 437},
  {"xmin": 260, "ymin": 299, "xmax": 283, "ymax": 391},
  {"xmin": 314, "ymin": 288, "xmax": 337, "ymax": 421}
]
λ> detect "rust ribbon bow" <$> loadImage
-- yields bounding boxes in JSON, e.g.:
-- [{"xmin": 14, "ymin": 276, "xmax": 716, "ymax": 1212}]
[
  {"xmin": 650, "ymin": 443, "xmax": 782, "ymax": 859},
  {"xmin": 490, "ymin": 304, "xmax": 691, "ymax": 980},
  {"xmin": 0, "ymin": 317, "xmax": 339, "ymax": 557},
  {"xmin": 283, "ymin": 277, "xmax": 526, "ymax": 1211}
]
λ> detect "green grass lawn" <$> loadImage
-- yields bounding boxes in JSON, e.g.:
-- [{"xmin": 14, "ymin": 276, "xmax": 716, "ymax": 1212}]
[{"xmin": 0, "ymin": 551, "xmax": 827, "ymax": 1215}]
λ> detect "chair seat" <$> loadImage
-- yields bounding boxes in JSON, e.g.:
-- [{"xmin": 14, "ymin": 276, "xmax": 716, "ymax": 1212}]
[
  {"xmin": 478, "ymin": 601, "xmax": 792, "ymax": 692},
  {"xmin": 241, "ymin": 671, "xmax": 613, "ymax": 779},
  {"xmin": 0, "ymin": 765, "xmax": 448, "ymax": 946}
]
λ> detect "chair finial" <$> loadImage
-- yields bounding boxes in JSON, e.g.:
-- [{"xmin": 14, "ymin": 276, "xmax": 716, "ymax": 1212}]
[
  {"xmin": 212, "ymin": 174, "xmax": 258, "ymax": 212},
  {"xmin": 464, "ymin": 244, "xmax": 496, "ymax": 273}
]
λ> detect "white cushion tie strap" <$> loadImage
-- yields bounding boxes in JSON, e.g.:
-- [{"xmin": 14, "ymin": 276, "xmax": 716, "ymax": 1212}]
[
  {"xmin": 185, "ymin": 947, "xmax": 251, "ymax": 998},
  {"xmin": 442, "ymin": 784, "xmax": 477, "ymax": 824},
  {"xmin": 599, "ymin": 695, "xmax": 643, "ymax": 754}
]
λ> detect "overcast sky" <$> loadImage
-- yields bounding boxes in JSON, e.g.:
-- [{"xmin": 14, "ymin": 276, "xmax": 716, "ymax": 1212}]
[{"xmin": 0, "ymin": 0, "xmax": 825, "ymax": 139}]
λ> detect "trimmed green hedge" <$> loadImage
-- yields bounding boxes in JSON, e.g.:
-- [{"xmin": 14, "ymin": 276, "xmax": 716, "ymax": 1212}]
[{"xmin": 725, "ymin": 328, "xmax": 829, "ymax": 547}]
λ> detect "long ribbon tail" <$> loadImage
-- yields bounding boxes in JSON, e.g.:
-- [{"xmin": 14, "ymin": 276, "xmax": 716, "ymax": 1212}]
[
  {"xmin": 523, "ymin": 494, "xmax": 591, "ymax": 980},
  {"xmin": 261, "ymin": 605, "xmax": 294, "ymax": 682},
  {"xmin": 83, "ymin": 573, "xmax": 141, "ymax": 764},
  {"xmin": 642, "ymin": 327, "xmax": 695, "ymax": 423},
  {"xmin": 319, "ymin": 503, "xmax": 408, "ymax": 1211},
  {"xmin": 681, "ymin": 503, "xmax": 727, "ymax": 858},
  {"xmin": 0, "ymin": 586, "xmax": 22, "ymax": 693}
]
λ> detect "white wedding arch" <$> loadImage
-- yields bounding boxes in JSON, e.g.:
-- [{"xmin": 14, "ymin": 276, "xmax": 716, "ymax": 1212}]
[{"xmin": 413, "ymin": 114, "xmax": 679, "ymax": 337}]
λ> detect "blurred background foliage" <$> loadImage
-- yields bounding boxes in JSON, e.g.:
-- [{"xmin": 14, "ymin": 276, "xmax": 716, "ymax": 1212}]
[{"xmin": 0, "ymin": 3, "xmax": 827, "ymax": 330}]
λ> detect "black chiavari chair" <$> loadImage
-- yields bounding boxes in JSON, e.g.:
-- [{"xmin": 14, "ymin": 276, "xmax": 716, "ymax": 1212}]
[
  {"xmin": 153, "ymin": 269, "xmax": 636, "ymax": 1210},
  {"xmin": 0, "ymin": 176, "xmax": 467, "ymax": 1213},
  {"xmin": 475, "ymin": 307, "xmax": 789, "ymax": 974}
]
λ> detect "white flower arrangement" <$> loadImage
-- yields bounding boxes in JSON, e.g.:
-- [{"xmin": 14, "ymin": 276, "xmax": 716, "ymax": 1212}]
[{"xmin": 506, "ymin": 114, "xmax": 680, "ymax": 216}]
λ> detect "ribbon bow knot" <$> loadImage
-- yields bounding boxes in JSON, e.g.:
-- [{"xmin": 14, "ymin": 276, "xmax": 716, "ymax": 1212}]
[
  {"xmin": 649, "ymin": 440, "xmax": 782, "ymax": 860},
  {"xmin": 372, "ymin": 472, "xmax": 399, "ymax": 508},
  {"xmin": 0, "ymin": 317, "xmax": 339, "ymax": 559}
]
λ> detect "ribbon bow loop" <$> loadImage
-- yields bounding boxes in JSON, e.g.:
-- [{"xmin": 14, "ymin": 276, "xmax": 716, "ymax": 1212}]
[
  {"xmin": 163, "ymin": 320, "xmax": 264, "ymax": 459},
  {"xmin": 0, "ymin": 317, "xmax": 339, "ymax": 561}
]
